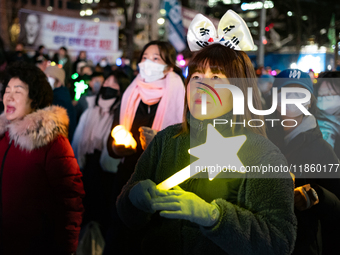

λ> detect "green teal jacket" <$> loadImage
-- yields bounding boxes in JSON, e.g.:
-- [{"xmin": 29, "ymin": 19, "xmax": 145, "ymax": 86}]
[{"xmin": 117, "ymin": 112, "xmax": 297, "ymax": 255}]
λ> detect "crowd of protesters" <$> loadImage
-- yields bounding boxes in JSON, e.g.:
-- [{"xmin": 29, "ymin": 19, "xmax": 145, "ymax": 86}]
[{"xmin": 0, "ymin": 10, "xmax": 339, "ymax": 255}]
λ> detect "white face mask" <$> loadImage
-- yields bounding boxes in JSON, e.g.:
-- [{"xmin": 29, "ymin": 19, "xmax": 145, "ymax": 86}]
[
  {"xmin": 317, "ymin": 95, "xmax": 340, "ymax": 115},
  {"xmin": 93, "ymin": 81, "xmax": 102, "ymax": 94},
  {"xmin": 277, "ymin": 92, "xmax": 310, "ymax": 117},
  {"xmin": 100, "ymin": 60, "xmax": 107, "ymax": 67},
  {"xmin": 138, "ymin": 59, "xmax": 167, "ymax": 83},
  {"xmin": 48, "ymin": 77, "xmax": 55, "ymax": 90}
]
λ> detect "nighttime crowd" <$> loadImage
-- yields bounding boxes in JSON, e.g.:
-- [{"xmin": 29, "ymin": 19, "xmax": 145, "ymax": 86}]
[{"xmin": 0, "ymin": 9, "xmax": 339, "ymax": 255}]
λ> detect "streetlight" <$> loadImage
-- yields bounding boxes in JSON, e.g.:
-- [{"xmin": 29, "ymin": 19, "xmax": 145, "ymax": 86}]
[{"xmin": 157, "ymin": 18, "xmax": 165, "ymax": 25}]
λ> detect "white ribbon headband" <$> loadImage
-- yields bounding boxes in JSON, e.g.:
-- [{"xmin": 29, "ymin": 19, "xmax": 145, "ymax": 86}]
[{"xmin": 187, "ymin": 10, "xmax": 255, "ymax": 52}]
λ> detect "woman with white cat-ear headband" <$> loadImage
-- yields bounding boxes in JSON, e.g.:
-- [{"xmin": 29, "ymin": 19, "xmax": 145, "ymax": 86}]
[{"xmin": 116, "ymin": 11, "xmax": 297, "ymax": 255}]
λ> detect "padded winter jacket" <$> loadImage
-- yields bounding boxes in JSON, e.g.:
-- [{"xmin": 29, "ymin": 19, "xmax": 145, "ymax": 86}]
[
  {"xmin": 117, "ymin": 112, "xmax": 297, "ymax": 255},
  {"xmin": 272, "ymin": 125, "xmax": 340, "ymax": 255},
  {"xmin": 0, "ymin": 106, "xmax": 85, "ymax": 255}
]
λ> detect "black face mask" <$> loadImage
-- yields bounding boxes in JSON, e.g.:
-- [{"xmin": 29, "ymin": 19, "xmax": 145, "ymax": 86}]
[
  {"xmin": 100, "ymin": 87, "xmax": 118, "ymax": 100},
  {"xmin": 80, "ymin": 74, "xmax": 91, "ymax": 82}
]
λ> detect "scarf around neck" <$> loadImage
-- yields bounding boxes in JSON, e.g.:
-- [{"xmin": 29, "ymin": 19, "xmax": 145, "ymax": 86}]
[
  {"xmin": 119, "ymin": 72, "xmax": 185, "ymax": 131},
  {"xmin": 73, "ymin": 97, "xmax": 116, "ymax": 163}
]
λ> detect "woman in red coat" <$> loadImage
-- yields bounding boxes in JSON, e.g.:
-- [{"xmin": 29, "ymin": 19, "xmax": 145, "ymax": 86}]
[{"xmin": 0, "ymin": 61, "xmax": 85, "ymax": 255}]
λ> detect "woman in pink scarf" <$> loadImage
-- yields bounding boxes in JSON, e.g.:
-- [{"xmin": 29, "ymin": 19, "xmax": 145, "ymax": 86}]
[
  {"xmin": 72, "ymin": 70, "xmax": 131, "ymax": 240},
  {"xmin": 105, "ymin": 41, "xmax": 185, "ymax": 254}
]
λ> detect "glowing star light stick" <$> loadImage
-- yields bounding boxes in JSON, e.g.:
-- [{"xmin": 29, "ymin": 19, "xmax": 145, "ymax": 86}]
[
  {"xmin": 157, "ymin": 124, "xmax": 246, "ymax": 190},
  {"xmin": 111, "ymin": 125, "xmax": 137, "ymax": 149}
]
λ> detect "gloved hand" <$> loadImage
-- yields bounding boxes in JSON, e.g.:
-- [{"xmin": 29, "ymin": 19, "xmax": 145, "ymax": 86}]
[
  {"xmin": 139, "ymin": 126, "xmax": 158, "ymax": 150},
  {"xmin": 129, "ymin": 179, "xmax": 158, "ymax": 213},
  {"xmin": 152, "ymin": 186, "xmax": 220, "ymax": 227},
  {"xmin": 112, "ymin": 142, "xmax": 136, "ymax": 157},
  {"xmin": 294, "ymin": 184, "xmax": 319, "ymax": 211}
]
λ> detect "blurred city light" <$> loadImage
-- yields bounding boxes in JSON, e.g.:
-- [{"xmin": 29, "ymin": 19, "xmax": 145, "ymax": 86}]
[
  {"xmin": 297, "ymin": 55, "xmax": 324, "ymax": 73},
  {"xmin": 241, "ymin": 1, "xmax": 274, "ymax": 11},
  {"xmin": 94, "ymin": 18, "xmax": 100, "ymax": 22},
  {"xmin": 264, "ymin": 1, "xmax": 274, "ymax": 8},
  {"xmin": 47, "ymin": 6, "xmax": 53, "ymax": 11},
  {"xmin": 246, "ymin": 11, "xmax": 258, "ymax": 18},
  {"xmin": 302, "ymin": 16, "xmax": 308, "ymax": 21},
  {"xmin": 80, "ymin": 10, "xmax": 85, "ymax": 16},
  {"xmin": 253, "ymin": 21, "xmax": 259, "ymax": 27},
  {"xmin": 210, "ymin": 0, "xmax": 241, "ymax": 5},
  {"xmin": 287, "ymin": 11, "xmax": 293, "ymax": 16},
  {"xmin": 290, "ymin": 63, "xmax": 297, "ymax": 69},
  {"xmin": 160, "ymin": 9, "xmax": 166, "ymax": 15},
  {"xmin": 86, "ymin": 0, "xmax": 93, "ymax": 3},
  {"xmin": 179, "ymin": 60, "xmax": 186, "ymax": 66},
  {"xmin": 184, "ymin": 66, "xmax": 189, "ymax": 78},
  {"xmin": 116, "ymin": 58, "xmax": 122, "ymax": 66},
  {"xmin": 157, "ymin": 18, "xmax": 165, "ymax": 25},
  {"xmin": 85, "ymin": 9, "xmax": 93, "ymax": 16},
  {"xmin": 94, "ymin": 0, "xmax": 100, "ymax": 3},
  {"xmin": 80, "ymin": 0, "xmax": 85, "ymax": 4},
  {"xmin": 320, "ymin": 28, "xmax": 327, "ymax": 34},
  {"xmin": 136, "ymin": 13, "xmax": 141, "ymax": 18}
]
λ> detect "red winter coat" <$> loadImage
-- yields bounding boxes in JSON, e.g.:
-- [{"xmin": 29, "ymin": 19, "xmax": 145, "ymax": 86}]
[{"xmin": 0, "ymin": 106, "xmax": 85, "ymax": 255}]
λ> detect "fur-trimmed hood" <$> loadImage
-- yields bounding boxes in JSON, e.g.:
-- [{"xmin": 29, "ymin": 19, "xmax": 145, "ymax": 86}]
[{"xmin": 0, "ymin": 105, "xmax": 69, "ymax": 151}]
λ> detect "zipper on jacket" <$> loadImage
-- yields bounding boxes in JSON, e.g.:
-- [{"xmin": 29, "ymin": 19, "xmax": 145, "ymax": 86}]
[
  {"xmin": 0, "ymin": 141, "xmax": 13, "ymax": 234},
  {"xmin": 198, "ymin": 121, "xmax": 203, "ymax": 131}
]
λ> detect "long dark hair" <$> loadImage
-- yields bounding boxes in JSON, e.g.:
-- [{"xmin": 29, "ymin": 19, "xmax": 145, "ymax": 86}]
[
  {"xmin": 138, "ymin": 41, "xmax": 184, "ymax": 80},
  {"xmin": 180, "ymin": 44, "xmax": 266, "ymax": 137}
]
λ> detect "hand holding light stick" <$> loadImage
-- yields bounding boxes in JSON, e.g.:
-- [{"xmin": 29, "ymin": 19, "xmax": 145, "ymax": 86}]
[
  {"xmin": 156, "ymin": 125, "xmax": 247, "ymax": 191},
  {"xmin": 111, "ymin": 125, "xmax": 137, "ymax": 149},
  {"xmin": 156, "ymin": 165, "xmax": 192, "ymax": 190}
]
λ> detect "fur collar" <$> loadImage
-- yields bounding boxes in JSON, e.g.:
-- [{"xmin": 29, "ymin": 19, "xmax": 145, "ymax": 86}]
[{"xmin": 0, "ymin": 106, "xmax": 69, "ymax": 151}]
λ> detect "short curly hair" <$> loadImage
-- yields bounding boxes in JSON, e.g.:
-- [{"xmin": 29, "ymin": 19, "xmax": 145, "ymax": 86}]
[{"xmin": 1, "ymin": 61, "xmax": 53, "ymax": 110}]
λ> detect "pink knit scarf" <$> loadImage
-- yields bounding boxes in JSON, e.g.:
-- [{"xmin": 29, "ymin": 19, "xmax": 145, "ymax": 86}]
[{"xmin": 119, "ymin": 72, "xmax": 185, "ymax": 131}]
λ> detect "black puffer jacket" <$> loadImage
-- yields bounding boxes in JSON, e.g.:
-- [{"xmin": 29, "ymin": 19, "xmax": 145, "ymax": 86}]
[{"xmin": 268, "ymin": 125, "xmax": 340, "ymax": 255}]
